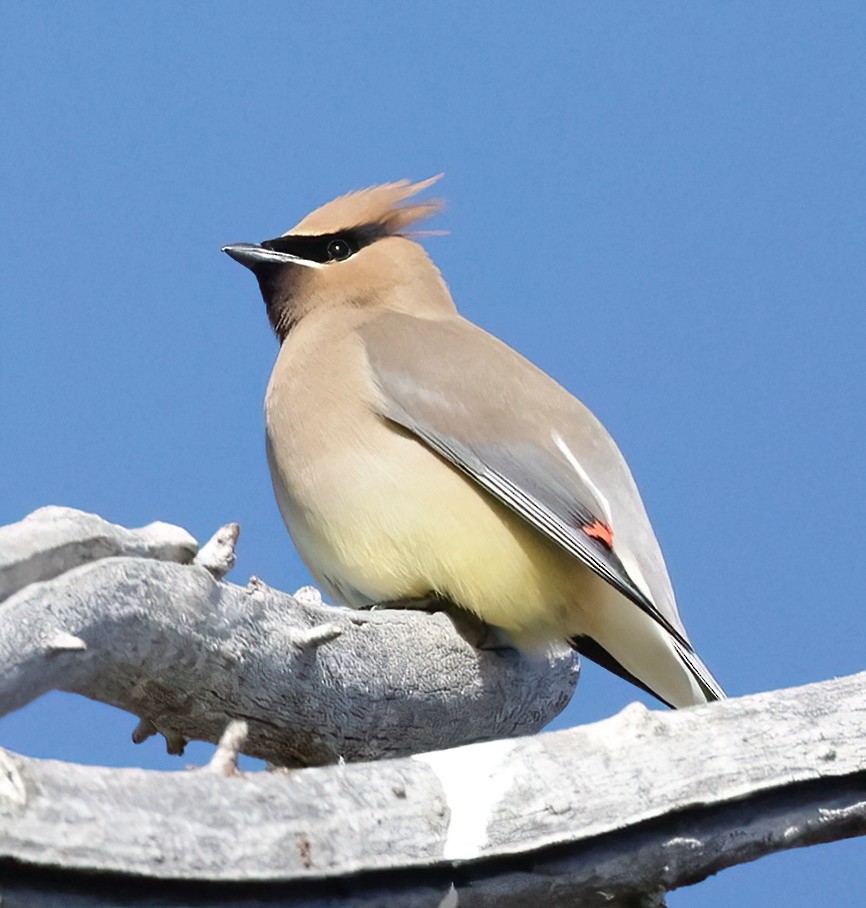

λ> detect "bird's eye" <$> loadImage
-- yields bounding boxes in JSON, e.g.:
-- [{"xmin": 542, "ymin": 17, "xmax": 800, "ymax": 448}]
[{"xmin": 326, "ymin": 238, "xmax": 352, "ymax": 261}]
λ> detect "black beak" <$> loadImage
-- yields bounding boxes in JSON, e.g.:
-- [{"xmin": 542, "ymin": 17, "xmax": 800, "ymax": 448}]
[
  {"xmin": 222, "ymin": 243, "xmax": 314, "ymax": 272},
  {"xmin": 222, "ymin": 243, "xmax": 270, "ymax": 270}
]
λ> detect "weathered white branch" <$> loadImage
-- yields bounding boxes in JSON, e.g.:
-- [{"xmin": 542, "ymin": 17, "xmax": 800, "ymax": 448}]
[
  {"xmin": 1, "ymin": 508, "xmax": 863, "ymax": 905},
  {"xmin": 204, "ymin": 719, "xmax": 249, "ymax": 776},
  {"xmin": 193, "ymin": 521, "xmax": 240, "ymax": 578},
  {"xmin": 0, "ymin": 509, "xmax": 578, "ymax": 765},
  {"xmin": 0, "ymin": 672, "xmax": 864, "ymax": 905},
  {"xmin": 0, "ymin": 506, "xmax": 198, "ymax": 602}
]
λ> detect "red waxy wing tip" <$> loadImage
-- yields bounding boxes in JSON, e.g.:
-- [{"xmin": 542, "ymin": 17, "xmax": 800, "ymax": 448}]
[{"xmin": 581, "ymin": 519, "xmax": 614, "ymax": 548}]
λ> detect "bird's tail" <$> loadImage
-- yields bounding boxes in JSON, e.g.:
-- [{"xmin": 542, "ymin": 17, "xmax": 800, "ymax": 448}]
[
  {"xmin": 671, "ymin": 637, "xmax": 726, "ymax": 704},
  {"xmin": 571, "ymin": 599, "xmax": 725, "ymax": 709}
]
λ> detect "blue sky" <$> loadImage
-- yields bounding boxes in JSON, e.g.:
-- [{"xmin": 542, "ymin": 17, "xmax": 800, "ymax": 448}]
[{"xmin": 1, "ymin": 2, "xmax": 864, "ymax": 902}]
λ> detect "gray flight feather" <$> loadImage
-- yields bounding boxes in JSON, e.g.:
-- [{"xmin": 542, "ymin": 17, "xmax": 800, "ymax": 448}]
[{"xmin": 358, "ymin": 312, "xmax": 695, "ymax": 650}]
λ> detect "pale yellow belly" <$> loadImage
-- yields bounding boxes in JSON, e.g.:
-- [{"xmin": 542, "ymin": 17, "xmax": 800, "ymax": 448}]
[{"xmin": 267, "ymin": 421, "xmax": 592, "ymax": 648}]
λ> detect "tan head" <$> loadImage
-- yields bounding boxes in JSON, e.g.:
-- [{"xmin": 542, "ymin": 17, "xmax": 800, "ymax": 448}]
[{"xmin": 223, "ymin": 176, "xmax": 453, "ymax": 339}]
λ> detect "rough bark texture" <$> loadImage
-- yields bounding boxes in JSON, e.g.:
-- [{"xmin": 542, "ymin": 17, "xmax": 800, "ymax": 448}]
[
  {"xmin": 1, "ymin": 508, "xmax": 864, "ymax": 906},
  {"xmin": 0, "ymin": 508, "xmax": 578, "ymax": 765},
  {"xmin": 0, "ymin": 505, "xmax": 198, "ymax": 602},
  {"xmin": 0, "ymin": 673, "xmax": 864, "ymax": 905}
]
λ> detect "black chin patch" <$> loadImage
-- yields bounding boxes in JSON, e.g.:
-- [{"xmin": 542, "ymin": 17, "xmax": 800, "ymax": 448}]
[{"xmin": 261, "ymin": 224, "xmax": 388, "ymax": 264}]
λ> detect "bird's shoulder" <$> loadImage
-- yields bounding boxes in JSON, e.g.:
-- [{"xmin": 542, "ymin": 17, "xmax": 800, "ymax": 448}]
[{"xmin": 356, "ymin": 309, "xmax": 609, "ymax": 453}]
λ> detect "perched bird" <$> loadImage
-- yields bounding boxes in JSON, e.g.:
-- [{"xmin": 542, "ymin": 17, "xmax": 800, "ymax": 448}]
[{"xmin": 223, "ymin": 177, "xmax": 724, "ymax": 708}]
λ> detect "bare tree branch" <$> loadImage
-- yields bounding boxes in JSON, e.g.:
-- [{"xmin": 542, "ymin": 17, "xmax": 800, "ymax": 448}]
[
  {"xmin": 0, "ymin": 672, "xmax": 864, "ymax": 905},
  {"xmin": 0, "ymin": 506, "xmax": 198, "ymax": 602},
  {"xmin": 1, "ymin": 508, "xmax": 863, "ymax": 905},
  {"xmin": 0, "ymin": 509, "xmax": 578, "ymax": 765}
]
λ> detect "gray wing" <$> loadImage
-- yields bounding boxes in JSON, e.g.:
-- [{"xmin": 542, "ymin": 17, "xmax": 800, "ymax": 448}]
[{"xmin": 358, "ymin": 311, "xmax": 696, "ymax": 653}]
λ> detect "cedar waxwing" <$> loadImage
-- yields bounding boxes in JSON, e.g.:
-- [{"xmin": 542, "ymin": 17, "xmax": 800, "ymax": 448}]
[{"xmin": 223, "ymin": 177, "xmax": 724, "ymax": 709}]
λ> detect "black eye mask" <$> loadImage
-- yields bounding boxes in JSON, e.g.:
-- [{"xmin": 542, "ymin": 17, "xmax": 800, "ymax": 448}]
[{"xmin": 261, "ymin": 224, "xmax": 388, "ymax": 264}]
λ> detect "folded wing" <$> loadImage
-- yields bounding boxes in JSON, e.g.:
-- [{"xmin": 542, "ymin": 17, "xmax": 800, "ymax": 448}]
[{"xmin": 358, "ymin": 311, "xmax": 724, "ymax": 703}]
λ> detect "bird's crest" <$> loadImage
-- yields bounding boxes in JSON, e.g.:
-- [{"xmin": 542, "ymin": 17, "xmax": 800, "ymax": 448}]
[{"xmin": 287, "ymin": 175, "xmax": 444, "ymax": 237}]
